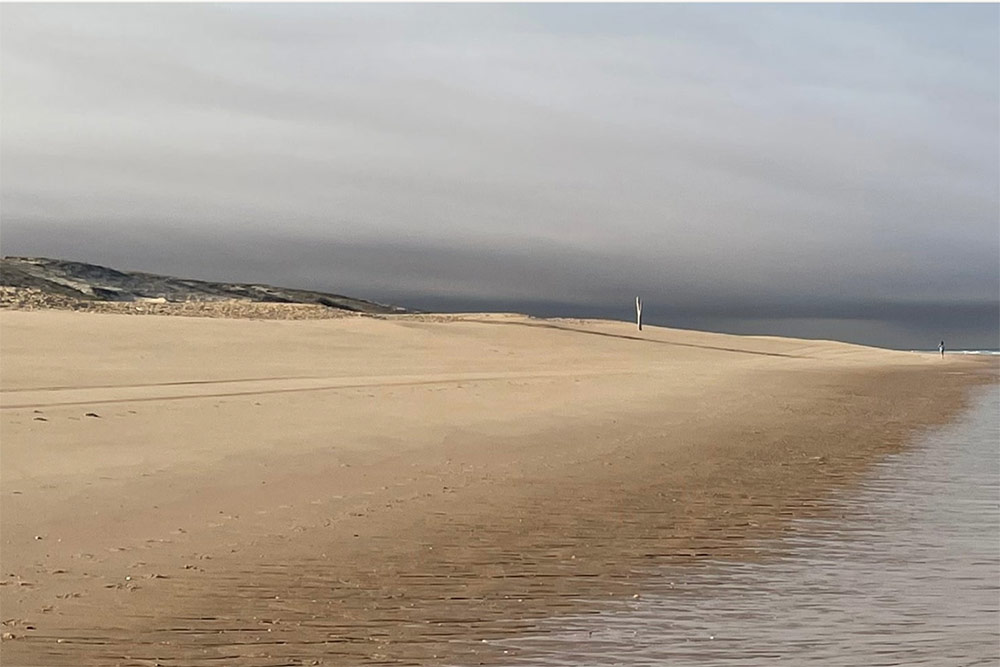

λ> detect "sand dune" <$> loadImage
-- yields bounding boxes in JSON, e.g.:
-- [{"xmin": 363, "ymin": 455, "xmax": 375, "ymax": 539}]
[{"xmin": 0, "ymin": 310, "xmax": 993, "ymax": 665}]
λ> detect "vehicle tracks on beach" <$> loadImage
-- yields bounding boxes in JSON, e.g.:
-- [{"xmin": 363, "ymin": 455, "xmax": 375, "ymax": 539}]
[{"xmin": 0, "ymin": 369, "xmax": 638, "ymax": 410}]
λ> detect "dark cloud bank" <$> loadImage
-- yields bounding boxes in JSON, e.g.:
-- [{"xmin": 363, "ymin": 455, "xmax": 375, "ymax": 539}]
[{"xmin": 2, "ymin": 4, "xmax": 997, "ymax": 350}]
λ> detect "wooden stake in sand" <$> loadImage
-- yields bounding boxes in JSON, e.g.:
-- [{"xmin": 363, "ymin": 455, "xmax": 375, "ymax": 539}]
[{"xmin": 636, "ymin": 296, "xmax": 643, "ymax": 332}]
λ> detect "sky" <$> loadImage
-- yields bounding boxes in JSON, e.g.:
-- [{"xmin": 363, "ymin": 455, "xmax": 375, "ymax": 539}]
[{"xmin": 1, "ymin": 3, "xmax": 997, "ymax": 349}]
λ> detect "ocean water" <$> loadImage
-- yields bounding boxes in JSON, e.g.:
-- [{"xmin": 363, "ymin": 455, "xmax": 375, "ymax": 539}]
[
  {"xmin": 911, "ymin": 350, "xmax": 1000, "ymax": 355},
  {"xmin": 499, "ymin": 384, "xmax": 1000, "ymax": 666}
]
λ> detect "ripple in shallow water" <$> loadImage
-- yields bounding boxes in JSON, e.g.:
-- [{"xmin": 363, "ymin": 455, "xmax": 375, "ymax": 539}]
[{"xmin": 503, "ymin": 385, "xmax": 1000, "ymax": 666}]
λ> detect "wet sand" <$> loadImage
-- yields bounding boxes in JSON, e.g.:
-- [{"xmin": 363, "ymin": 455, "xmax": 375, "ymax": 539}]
[
  {"xmin": 1, "ymin": 310, "xmax": 994, "ymax": 665},
  {"xmin": 499, "ymin": 384, "xmax": 1000, "ymax": 665}
]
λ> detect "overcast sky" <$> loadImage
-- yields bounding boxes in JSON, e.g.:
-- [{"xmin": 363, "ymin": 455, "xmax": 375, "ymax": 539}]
[{"xmin": 2, "ymin": 4, "xmax": 997, "ymax": 349}]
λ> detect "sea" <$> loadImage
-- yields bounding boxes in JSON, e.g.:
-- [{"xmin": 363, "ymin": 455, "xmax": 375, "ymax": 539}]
[
  {"xmin": 498, "ymin": 382, "xmax": 1000, "ymax": 666},
  {"xmin": 914, "ymin": 349, "xmax": 1000, "ymax": 356}
]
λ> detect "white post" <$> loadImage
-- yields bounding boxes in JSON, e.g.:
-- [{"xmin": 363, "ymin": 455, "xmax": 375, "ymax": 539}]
[{"xmin": 635, "ymin": 296, "xmax": 642, "ymax": 331}]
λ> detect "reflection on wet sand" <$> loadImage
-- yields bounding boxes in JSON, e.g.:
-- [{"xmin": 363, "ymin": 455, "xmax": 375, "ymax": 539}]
[{"xmin": 506, "ymin": 385, "xmax": 1000, "ymax": 666}]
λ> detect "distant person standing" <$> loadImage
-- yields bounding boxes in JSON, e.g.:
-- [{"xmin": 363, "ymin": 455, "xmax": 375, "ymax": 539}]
[{"xmin": 939, "ymin": 340, "xmax": 945, "ymax": 357}]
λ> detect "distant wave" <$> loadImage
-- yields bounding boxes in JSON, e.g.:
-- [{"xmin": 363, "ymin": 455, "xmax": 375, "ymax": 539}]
[{"xmin": 910, "ymin": 349, "xmax": 1000, "ymax": 355}]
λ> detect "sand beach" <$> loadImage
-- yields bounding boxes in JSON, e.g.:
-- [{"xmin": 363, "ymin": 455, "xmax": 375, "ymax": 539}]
[{"xmin": 0, "ymin": 309, "xmax": 995, "ymax": 665}]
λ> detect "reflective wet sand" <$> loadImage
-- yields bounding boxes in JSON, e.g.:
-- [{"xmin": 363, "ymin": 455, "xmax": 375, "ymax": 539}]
[{"xmin": 504, "ymin": 384, "xmax": 1000, "ymax": 666}]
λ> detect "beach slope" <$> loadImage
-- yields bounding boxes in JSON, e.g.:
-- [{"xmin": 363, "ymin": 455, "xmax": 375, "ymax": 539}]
[{"xmin": 0, "ymin": 310, "xmax": 993, "ymax": 665}]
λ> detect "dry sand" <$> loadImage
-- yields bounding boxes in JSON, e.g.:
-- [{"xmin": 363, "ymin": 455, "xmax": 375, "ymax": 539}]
[{"xmin": 0, "ymin": 310, "xmax": 995, "ymax": 666}]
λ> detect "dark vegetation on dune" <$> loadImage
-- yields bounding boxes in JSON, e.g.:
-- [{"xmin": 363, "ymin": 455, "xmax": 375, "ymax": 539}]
[{"xmin": 0, "ymin": 256, "xmax": 409, "ymax": 314}]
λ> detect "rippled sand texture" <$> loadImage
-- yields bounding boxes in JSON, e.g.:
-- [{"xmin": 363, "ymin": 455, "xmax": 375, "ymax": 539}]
[
  {"xmin": 1, "ymin": 310, "xmax": 995, "ymax": 665},
  {"xmin": 505, "ymin": 385, "xmax": 1000, "ymax": 666}
]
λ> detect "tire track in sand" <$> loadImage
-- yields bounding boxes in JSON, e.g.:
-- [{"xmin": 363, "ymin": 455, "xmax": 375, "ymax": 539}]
[{"xmin": 0, "ymin": 369, "xmax": 636, "ymax": 410}]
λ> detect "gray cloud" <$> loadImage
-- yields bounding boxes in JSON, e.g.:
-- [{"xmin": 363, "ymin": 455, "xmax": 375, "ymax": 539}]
[{"xmin": 2, "ymin": 4, "xmax": 997, "ymax": 349}]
